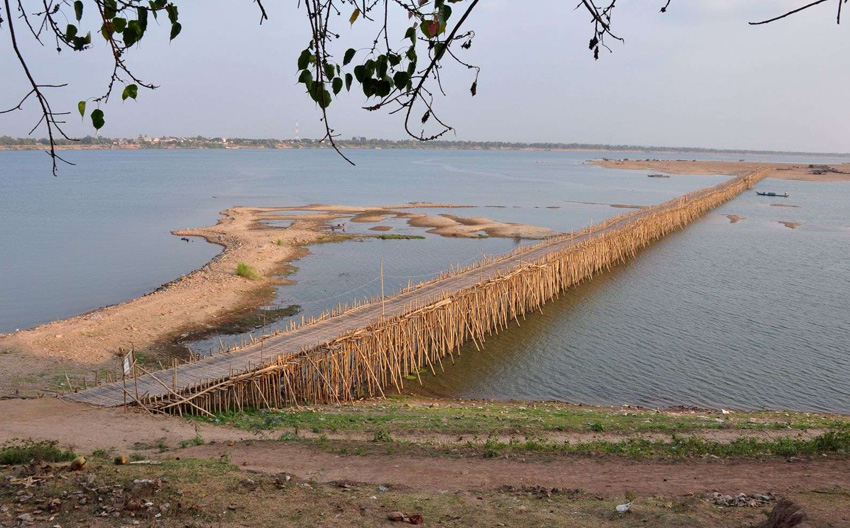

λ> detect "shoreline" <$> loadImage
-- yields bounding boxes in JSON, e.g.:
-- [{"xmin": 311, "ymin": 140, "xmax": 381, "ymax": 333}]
[
  {"xmin": 593, "ymin": 158, "xmax": 850, "ymax": 182},
  {"xmin": 0, "ymin": 203, "xmax": 555, "ymax": 397}
]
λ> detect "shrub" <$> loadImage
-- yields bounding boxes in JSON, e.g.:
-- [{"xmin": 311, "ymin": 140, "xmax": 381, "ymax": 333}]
[
  {"xmin": 0, "ymin": 440, "xmax": 76, "ymax": 465},
  {"xmin": 236, "ymin": 262, "xmax": 260, "ymax": 280}
]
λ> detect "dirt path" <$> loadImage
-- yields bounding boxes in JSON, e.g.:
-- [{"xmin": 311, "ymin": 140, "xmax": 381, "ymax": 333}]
[
  {"xmin": 0, "ymin": 398, "xmax": 258, "ymax": 453},
  {"xmin": 183, "ymin": 441, "xmax": 850, "ymax": 497}
]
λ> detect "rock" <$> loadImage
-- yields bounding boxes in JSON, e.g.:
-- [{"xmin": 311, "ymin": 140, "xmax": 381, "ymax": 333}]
[
  {"xmin": 114, "ymin": 456, "xmax": 128, "ymax": 465},
  {"xmin": 616, "ymin": 502, "xmax": 632, "ymax": 513},
  {"xmin": 69, "ymin": 456, "xmax": 87, "ymax": 471},
  {"xmin": 408, "ymin": 513, "xmax": 425, "ymax": 525},
  {"xmin": 757, "ymin": 499, "xmax": 806, "ymax": 528},
  {"xmin": 387, "ymin": 511, "xmax": 405, "ymax": 522}
]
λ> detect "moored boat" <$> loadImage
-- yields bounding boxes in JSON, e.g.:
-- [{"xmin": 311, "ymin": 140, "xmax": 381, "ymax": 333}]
[{"xmin": 756, "ymin": 191, "xmax": 789, "ymax": 197}]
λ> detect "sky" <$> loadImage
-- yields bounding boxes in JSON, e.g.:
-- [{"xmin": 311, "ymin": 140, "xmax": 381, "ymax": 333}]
[{"xmin": 1, "ymin": 0, "xmax": 848, "ymax": 152}]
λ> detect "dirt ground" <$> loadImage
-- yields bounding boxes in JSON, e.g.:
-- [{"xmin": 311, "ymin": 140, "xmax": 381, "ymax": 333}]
[
  {"xmin": 3, "ymin": 397, "xmax": 850, "ymax": 526},
  {"xmin": 183, "ymin": 441, "xmax": 850, "ymax": 498}
]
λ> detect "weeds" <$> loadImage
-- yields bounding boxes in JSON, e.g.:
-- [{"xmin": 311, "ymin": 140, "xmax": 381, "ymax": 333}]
[
  {"xmin": 236, "ymin": 262, "xmax": 261, "ymax": 280},
  {"xmin": 372, "ymin": 429, "xmax": 393, "ymax": 443},
  {"xmin": 0, "ymin": 440, "xmax": 76, "ymax": 465}
]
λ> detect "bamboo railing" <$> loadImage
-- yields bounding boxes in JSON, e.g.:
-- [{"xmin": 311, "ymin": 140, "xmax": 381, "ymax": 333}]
[{"xmin": 131, "ymin": 169, "xmax": 768, "ymax": 414}]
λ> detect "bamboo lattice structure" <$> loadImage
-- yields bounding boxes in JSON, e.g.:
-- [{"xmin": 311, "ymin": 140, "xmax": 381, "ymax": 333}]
[{"xmin": 69, "ymin": 170, "xmax": 768, "ymax": 414}]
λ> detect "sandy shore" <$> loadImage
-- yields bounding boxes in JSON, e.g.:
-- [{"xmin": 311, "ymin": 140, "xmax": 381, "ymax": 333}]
[
  {"xmin": 0, "ymin": 203, "xmax": 556, "ymax": 396},
  {"xmin": 0, "ymin": 207, "xmax": 323, "ymax": 396},
  {"xmin": 594, "ymin": 159, "xmax": 850, "ymax": 182},
  {"xmin": 265, "ymin": 204, "xmax": 559, "ymax": 239}
]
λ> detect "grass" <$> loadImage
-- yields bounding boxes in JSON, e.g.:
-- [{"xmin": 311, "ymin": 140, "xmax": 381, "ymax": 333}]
[
  {"xmin": 375, "ymin": 234, "xmax": 426, "ymax": 240},
  {"xmin": 314, "ymin": 233, "xmax": 355, "ymax": 244},
  {"xmin": 200, "ymin": 396, "xmax": 850, "ymax": 437},
  {"xmin": 0, "ymin": 440, "xmax": 77, "ymax": 465},
  {"xmin": 235, "ymin": 262, "xmax": 260, "ymax": 280},
  {"xmin": 461, "ymin": 431, "xmax": 850, "ymax": 459},
  {"xmin": 193, "ymin": 396, "xmax": 850, "ymax": 460}
]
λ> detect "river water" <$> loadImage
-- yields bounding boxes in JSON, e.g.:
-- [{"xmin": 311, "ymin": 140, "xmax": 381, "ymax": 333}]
[{"xmin": 1, "ymin": 149, "xmax": 848, "ymax": 412}]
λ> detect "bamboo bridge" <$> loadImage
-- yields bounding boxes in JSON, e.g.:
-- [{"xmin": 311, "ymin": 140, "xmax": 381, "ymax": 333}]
[{"xmin": 67, "ymin": 169, "xmax": 768, "ymax": 414}]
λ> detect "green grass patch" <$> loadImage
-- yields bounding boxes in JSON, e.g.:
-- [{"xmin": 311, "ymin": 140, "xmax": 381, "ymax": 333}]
[
  {"xmin": 236, "ymin": 262, "xmax": 261, "ymax": 280},
  {"xmin": 375, "ymin": 234, "xmax": 426, "ymax": 240},
  {"xmin": 200, "ymin": 397, "xmax": 850, "ymax": 437},
  {"xmin": 469, "ymin": 430, "xmax": 850, "ymax": 459},
  {"xmin": 315, "ymin": 234, "xmax": 355, "ymax": 244},
  {"xmin": 0, "ymin": 440, "xmax": 76, "ymax": 465}
]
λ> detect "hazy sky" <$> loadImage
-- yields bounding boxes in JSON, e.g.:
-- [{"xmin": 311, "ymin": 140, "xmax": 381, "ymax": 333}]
[{"xmin": 1, "ymin": 0, "xmax": 848, "ymax": 152}]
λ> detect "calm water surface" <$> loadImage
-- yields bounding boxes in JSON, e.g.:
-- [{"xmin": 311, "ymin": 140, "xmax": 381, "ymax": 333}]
[{"xmin": 1, "ymin": 149, "xmax": 848, "ymax": 412}]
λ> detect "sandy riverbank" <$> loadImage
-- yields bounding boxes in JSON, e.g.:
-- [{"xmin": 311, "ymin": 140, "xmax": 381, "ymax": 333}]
[
  {"xmin": 0, "ymin": 204, "xmax": 555, "ymax": 397},
  {"xmin": 594, "ymin": 159, "xmax": 850, "ymax": 181},
  {"xmin": 266, "ymin": 203, "xmax": 560, "ymax": 239}
]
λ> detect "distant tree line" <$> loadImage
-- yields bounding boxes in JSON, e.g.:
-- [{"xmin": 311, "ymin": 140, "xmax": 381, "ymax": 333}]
[{"xmin": 2, "ymin": 135, "xmax": 848, "ymax": 157}]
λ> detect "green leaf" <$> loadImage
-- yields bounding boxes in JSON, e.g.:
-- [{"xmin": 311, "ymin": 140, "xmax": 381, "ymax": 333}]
[
  {"xmin": 393, "ymin": 71, "xmax": 410, "ymax": 90},
  {"xmin": 74, "ymin": 0, "xmax": 83, "ymax": 21},
  {"xmin": 343, "ymin": 48, "xmax": 356, "ymax": 66},
  {"xmin": 349, "ymin": 8, "xmax": 360, "ymax": 25},
  {"xmin": 375, "ymin": 79, "xmax": 392, "ymax": 98},
  {"xmin": 332, "ymin": 77, "xmax": 343, "ymax": 95},
  {"xmin": 404, "ymin": 26, "xmax": 416, "ymax": 45},
  {"xmin": 309, "ymin": 83, "xmax": 331, "ymax": 109},
  {"xmin": 122, "ymin": 84, "xmax": 138, "ymax": 101},
  {"xmin": 323, "ymin": 62, "xmax": 335, "ymax": 80},
  {"xmin": 65, "ymin": 24, "xmax": 78, "ymax": 41},
  {"xmin": 112, "ymin": 17, "xmax": 126, "ymax": 33},
  {"xmin": 104, "ymin": 0, "xmax": 117, "ymax": 19},
  {"xmin": 353, "ymin": 65, "xmax": 366, "ymax": 83},
  {"xmin": 440, "ymin": 4, "xmax": 452, "ymax": 23},
  {"xmin": 388, "ymin": 53, "xmax": 401, "ymax": 67},
  {"xmin": 137, "ymin": 8, "xmax": 148, "ymax": 33},
  {"xmin": 362, "ymin": 78, "xmax": 375, "ymax": 98},
  {"xmin": 377, "ymin": 55, "xmax": 388, "ymax": 78},
  {"xmin": 298, "ymin": 69, "xmax": 313, "ymax": 90},
  {"xmin": 345, "ymin": 73, "xmax": 353, "ymax": 92},
  {"xmin": 297, "ymin": 49, "xmax": 312, "ymax": 71},
  {"xmin": 91, "ymin": 109, "xmax": 105, "ymax": 130},
  {"xmin": 124, "ymin": 22, "xmax": 140, "ymax": 46},
  {"xmin": 170, "ymin": 22, "xmax": 181, "ymax": 40},
  {"xmin": 77, "ymin": 100, "xmax": 86, "ymax": 118},
  {"xmin": 435, "ymin": 42, "xmax": 447, "ymax": 60},
  {"xmin": 166, "ymin": 4, "xmax": 178, "ymax": 24}
]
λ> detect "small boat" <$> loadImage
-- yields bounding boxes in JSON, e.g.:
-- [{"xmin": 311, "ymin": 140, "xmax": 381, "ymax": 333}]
[
  {"xmin": 647, "ymin": 173, "xmax": 670, "ymax": 178},
  {"xmin": 756, "ymin": 191, "xmax": 789, "ymax": 198}
]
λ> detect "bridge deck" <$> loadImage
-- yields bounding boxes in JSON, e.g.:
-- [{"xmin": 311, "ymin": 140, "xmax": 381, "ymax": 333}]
[{"xmin": 67, "ymin": 173, "xmax": 751, "ymax": 407}]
